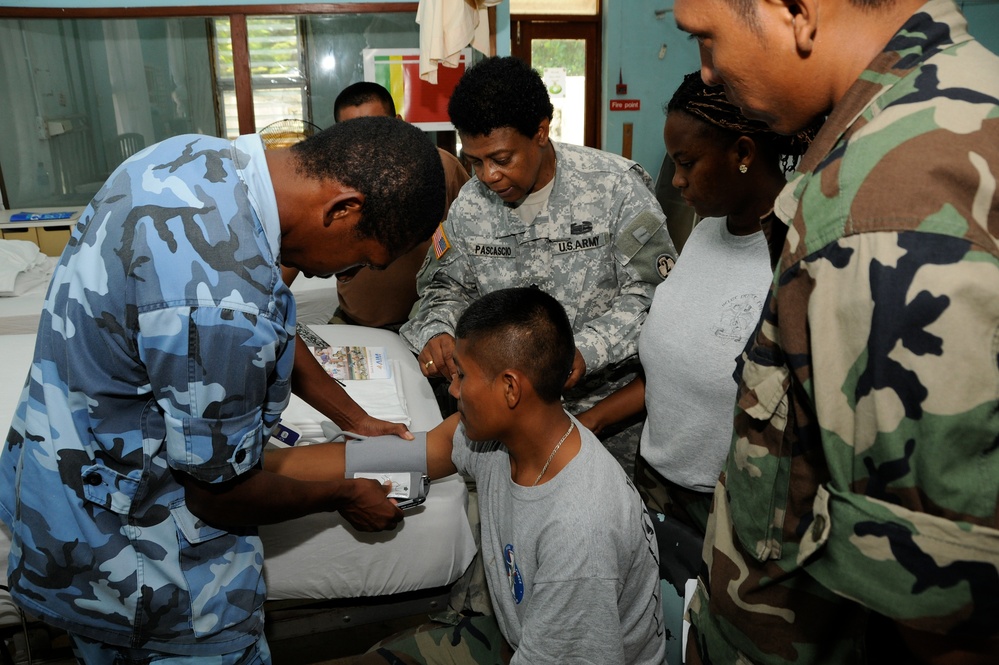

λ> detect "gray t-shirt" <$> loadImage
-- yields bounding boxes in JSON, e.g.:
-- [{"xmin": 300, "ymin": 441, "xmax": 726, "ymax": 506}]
[
  {"xmin": 452, "ymin": 416, "xmax": 666, "ymax": 664},
  {"xmin": 638, "ymin": 217, "xmax": 772, "ymax": 491}
]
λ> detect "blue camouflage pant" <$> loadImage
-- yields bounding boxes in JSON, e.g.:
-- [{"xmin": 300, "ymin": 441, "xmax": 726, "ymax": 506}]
[{"xmin": 69, "ymin": 632, "xmax": 271, "ymax": 665}]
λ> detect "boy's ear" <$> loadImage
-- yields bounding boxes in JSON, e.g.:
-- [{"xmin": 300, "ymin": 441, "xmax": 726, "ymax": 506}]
[{"xmin": 501, "ymin": 369, "xmax": 523, "ymax": 409}]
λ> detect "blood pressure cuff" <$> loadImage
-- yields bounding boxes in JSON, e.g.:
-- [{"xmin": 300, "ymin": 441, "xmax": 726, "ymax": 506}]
[{"xmin": 344, "ymin": 432, "xmax": 430, "ymax": 508}]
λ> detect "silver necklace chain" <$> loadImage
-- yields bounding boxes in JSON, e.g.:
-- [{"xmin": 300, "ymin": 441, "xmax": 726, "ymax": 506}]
[{"xmin": 533, "ymin": 421, "xmax": 575, "ymax": 486}]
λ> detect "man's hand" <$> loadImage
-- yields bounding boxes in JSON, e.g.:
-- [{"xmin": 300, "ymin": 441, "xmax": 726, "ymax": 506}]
[
  {"xmin": 348, "ymin": 414, "xmax": 415, "ymax": 440},
  {"xmin": 564, "ymin": 348, "xmax": 586, "ymax": 391},
  {"xmin": 418, "ymin": 333, "xmax": 457, "ymax": 379},
  {"xmin": 340, "ymin": 478, "xmax": 404, "ymax": 532}
]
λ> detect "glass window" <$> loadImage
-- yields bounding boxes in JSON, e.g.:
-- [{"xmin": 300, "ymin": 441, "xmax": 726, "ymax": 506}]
[
  {"xmin": 0, "ymin": 16, "xmax": 220, "ymax": 208},
  {"xmin": 215, "ymin": 16, "xmax": 308, "ymax": 138},
  {"xmin": 303, "ymin": 13, "xmax": 421, "ymax": 129},
  {"xmin": 533, "ymin": 39, "xmax": 587, "ymax": 145},
  {"xmin": 213, "ymin": 13, "xmax": 422, "ymax": 137},
  {"xmin": 0, "ymin": 10, "xmax": 422, "ymax": 209}
]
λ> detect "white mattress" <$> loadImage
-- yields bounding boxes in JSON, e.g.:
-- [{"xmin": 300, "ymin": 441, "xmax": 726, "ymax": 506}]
[
  {"xmin": 0, "ymin": 270, "xmax": 341, "ymax": 336},
  {"xmin": 0, "ymin": 258, "xmax": 55, "ymax": 335},
  {"xmin": 261, "ymin": 474, "xmax": 474, "ymax": 600},
  {"xmin": 290, "ymin": 275, "xmax": 340, "ymax": 325},
  {"xmin": 0, "ymin": 327, "xmax": 474, "ymax": 619}
]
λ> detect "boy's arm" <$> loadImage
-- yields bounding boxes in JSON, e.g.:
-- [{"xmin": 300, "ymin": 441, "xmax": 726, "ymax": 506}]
[
  {"xmin": 264, "ymin": 412, "xmax": 460, "ymax": 481},
  {"xmin": 426, "ymin": 413, "xmax": 460, "ymax": 478}
]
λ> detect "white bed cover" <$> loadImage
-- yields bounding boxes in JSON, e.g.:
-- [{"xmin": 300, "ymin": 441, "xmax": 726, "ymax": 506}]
[
  {"xmin": 289, "ymin": 275, "xmax": 340, "ymax": 326},
  {"xmin": 0, "ymin": 326, "xmax": 474, "ymax": 621},
  {"xmin": 0, "ymin": 266, "xmax": 339, "ymax": 335},
  {"xmin": 0, "ymin": 256, "xmax": 55, "ymax": 335}
]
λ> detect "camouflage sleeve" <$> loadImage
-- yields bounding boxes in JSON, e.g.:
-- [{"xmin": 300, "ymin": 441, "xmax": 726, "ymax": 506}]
[
  {"xmin": 138, "ymin": 304, "xmax": 289, "ymax": 484},
  {"xmin": 796, "ymin": 230, "xmax": 999, "ymax": 637},
  {"xmin": 400, "ymin": 214, "xmax": 479, "ymax": 354},
  {"xmin": 574, "ymin": 167, "xmax": 675, "ymax": 372}
]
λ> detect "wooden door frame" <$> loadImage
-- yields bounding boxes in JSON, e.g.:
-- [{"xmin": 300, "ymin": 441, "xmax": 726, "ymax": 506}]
[{"xmin": 510, "ymin": 15, "xmax": 601, "ymax": 149}]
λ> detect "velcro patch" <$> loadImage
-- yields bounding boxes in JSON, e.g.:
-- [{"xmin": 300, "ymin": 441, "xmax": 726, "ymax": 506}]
[
  {"xmin": 616, "ymin": 210, "xmax": 663, "ymax": 261},
  {"xmin": 432, "ymin": 224, "xmax": 450, "ymax": 260}
]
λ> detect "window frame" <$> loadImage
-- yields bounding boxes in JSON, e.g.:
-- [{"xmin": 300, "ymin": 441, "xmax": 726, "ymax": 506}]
[
  {"xmin": 215, "ymin": 14, "xmax": 312, "ymax": 137},
  {"xmin": 511, "ymin": 14, "xmax": 602, "ymax": 149}
]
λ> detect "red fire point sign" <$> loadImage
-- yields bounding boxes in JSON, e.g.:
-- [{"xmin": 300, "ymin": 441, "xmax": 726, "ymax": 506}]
[{"xmin": 610, "ymin": 99, "xmax": 641, "ymax": 111}]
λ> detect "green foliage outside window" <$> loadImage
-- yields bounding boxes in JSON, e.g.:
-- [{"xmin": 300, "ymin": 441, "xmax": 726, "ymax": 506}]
[{"xmin": 531, "ymin": 39, "xmax": 585, "ymax": 76}]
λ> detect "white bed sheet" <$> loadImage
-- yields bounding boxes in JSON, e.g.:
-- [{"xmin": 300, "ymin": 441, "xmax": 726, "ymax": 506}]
[
  {"xmin": 0, "ymin": 327, "xmax": 474, "ymax": 617},
  {"xmin": 290, "ymin": 275, "xmax": 340, "ymax": 325},
  {"xmin": 0, "ymin": 258, "xmax": 55, "ymax": 335},
  {"xmin": 0, "ymin": 270, "xmax": 340, "ymax": 336}
]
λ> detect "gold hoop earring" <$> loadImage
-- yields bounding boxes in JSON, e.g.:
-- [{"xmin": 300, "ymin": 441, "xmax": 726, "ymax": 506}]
[{"xmin": 739, "ymin": 164, "xmax": 748, "ymax": 174}]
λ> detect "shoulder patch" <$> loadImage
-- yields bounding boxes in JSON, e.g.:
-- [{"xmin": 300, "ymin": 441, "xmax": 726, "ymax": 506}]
[
  {"xmin": 432, "ymin": 224, "xmax": 450, "ymax": 260},
  {"xmin": 616, "ymin": 210, "xmax": 664, "ymax": 261},
  {"xmin": 657, "ymin": 254, "xmax": 675, "ymax": 280}
]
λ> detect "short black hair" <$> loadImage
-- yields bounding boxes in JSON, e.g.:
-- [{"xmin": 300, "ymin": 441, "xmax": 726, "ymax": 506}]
[
  {"xmin": 455, "ymin": 287, "xmax": 574, "ymax": 403},
  {"xmin": 447, "ymin": 56, "xmax": 554, "ymax": 139},
  {"xmin": 292, "ymin": 116, "xmax": 445, "ymax": 255},
  {"xmin": 333, "ymin": 81, "xmax": 396, "ymax": 122}
]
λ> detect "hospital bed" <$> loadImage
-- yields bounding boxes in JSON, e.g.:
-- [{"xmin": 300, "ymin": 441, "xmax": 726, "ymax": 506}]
[
  {"xmin": 0, "ymin": 244, "xmax": 57, "ymax": 335},
  {"xmin": 285, "ymin": 275, "xmax": 341, "ymax": 326},
  {"xmin": 0, "ymin": 263, "xmax": 340, "ymax": 335},
  {"xmin": 0, "ymin": 326, "xmax": 476, "ymax": 656}
]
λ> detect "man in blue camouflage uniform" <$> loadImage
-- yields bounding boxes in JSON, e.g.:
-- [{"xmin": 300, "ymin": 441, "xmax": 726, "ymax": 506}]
[
  {"xmin": 0, "ymin": 117, "xmax": 445, "ymax": 662},
  {"xmin": 400, "ymin": 57, "xmax": 676, "ymax": 473},
  {"xmin": 674, "ymin": 0, "xmax": 999, "ymax": 662}
]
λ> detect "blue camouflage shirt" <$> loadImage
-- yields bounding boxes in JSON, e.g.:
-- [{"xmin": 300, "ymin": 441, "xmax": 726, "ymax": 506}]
[{"xmin": 0, "ymin": 134, "xmax": 295, "ymax": 654}]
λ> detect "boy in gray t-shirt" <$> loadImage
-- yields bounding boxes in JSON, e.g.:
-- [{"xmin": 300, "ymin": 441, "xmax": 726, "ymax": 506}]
[
  {"xmin": 435, "ymin": 287, "xmax": 665, "ymax": 664},
  {"xmin": 268, "ymin": 287, "xmax": 665, "ymax": 663}
]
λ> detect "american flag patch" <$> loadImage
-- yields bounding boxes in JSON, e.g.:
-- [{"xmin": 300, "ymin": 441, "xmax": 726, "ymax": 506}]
[{"xmin": 432, "ymin": 224, "xmax": 451, "ymax": 260}]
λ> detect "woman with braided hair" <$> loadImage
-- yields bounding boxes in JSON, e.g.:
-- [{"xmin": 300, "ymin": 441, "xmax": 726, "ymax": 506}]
[{"xmin": 577, "ymin": 72, "xmax": 815, "ymax": 534}]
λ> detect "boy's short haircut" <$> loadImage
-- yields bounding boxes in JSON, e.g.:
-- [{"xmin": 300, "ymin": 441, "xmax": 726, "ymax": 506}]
[{"xmin": 455, "ymin": 287, "xmax": 574, "ymax": 403}]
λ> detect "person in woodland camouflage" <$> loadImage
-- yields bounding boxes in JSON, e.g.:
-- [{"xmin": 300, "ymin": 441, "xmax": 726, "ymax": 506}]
[
  {"xmin": 399, "ymin": 56, "xmax": 676, "ymax": 472},
  {"xmin": 672, "ymin": 0, "xmax": 999, "ymax": 663},
  {"xmin": 0, "ymin": 118, "xmax": 445, "ymax": 662}
]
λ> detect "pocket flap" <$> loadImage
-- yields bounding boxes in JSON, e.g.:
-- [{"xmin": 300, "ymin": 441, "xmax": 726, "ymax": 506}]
[
  {"xmin": 170, "ymin": 498, "xmax": 228, "ymax": 545},
  {"xmin": 81, "ymin": 463, "xmax": 140, "ymax": 515},
  {"xmin": 737, "ymin": 357, "xmax": 790, "ymax": 422},
  {"xmin": 164, "ymin": 409, "xmax": 262, "ymax": 482}
]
